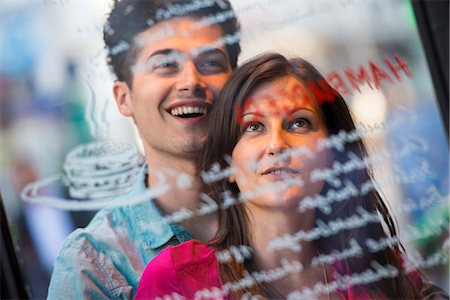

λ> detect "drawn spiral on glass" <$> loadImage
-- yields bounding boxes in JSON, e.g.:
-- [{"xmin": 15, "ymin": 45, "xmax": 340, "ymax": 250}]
[
  {"xmin": 21, "ymin": 140, "xmax": 169, "ymax": 211},
  {"xmin": 62, "ymin": 141, "xmax": 144, "ymax": 199}
]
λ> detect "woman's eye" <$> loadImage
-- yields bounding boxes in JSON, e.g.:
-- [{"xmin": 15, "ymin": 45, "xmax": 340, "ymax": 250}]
[
  {"xmin": 243, "ymin": 122, "xmax": 264, "ymax": 132},
  {"xmin": 289, "ymin": 118, "xmax": 312, "ymax": 129}
]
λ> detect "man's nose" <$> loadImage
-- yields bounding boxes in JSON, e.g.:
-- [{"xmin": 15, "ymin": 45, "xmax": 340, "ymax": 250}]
[{"xmin": 176, "ymin": 61, "xmax": 206, "ymax": 97}]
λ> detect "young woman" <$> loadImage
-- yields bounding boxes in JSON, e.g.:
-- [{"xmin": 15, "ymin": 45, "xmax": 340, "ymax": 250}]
[{"xmin": 136, "ymin": 53, "xmax": 446, "ymax": 299}]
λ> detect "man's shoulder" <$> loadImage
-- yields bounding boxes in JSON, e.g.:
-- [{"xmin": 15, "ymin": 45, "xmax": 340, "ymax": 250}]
[
  {"xmin": 64, "ymin": 209, "xmax": 118, "ymax": 245},
  {"xmin": 48, "ymin": 203, "xmax": 153, "ymax": 299},
  {"xmin": 54, "ymin": 195, "xmax": 190, "ymax": 270},
  {"xmin": 60, "ymin": 200, "xmax": 156, "ymax": 254}
]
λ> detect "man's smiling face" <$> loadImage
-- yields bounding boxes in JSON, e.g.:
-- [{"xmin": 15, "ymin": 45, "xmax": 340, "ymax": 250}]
[{"xmin": 114, "ymin": 17, "xmax": 232, "ymax": 159}]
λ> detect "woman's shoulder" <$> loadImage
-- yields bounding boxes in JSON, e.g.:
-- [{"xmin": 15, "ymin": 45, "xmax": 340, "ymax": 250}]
[
  {"xmin": 136, "ymin": 240, "xmax": 220, "ymax": 299},
  {"xmin": 168, "ymin": 239, "xmax": 216, "ymax": 270},
  {"xmin": 140, "ymin": 240, "xmax": 215, "ymax": 279}
]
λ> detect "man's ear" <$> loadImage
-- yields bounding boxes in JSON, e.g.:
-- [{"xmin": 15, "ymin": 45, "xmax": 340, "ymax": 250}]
[{"xmin": 113, "ymin": 81, "xmax": 134, "ymax": 117}]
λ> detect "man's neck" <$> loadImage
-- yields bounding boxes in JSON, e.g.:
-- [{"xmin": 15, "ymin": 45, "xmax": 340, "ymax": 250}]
[{"xmin": 144, "ymin": 148, "xmax": 218, "ymax": 242}]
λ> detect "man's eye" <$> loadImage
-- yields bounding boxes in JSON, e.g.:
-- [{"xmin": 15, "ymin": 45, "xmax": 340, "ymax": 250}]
[
  {"xmin": 203, "ymin": 60, "xmax": 220, "ymax": 67},
  {"xmin": 198, "ymin": 59, "xmax": 226, "ymax": 73},
  {"xmin": 243, "ymin": 122, "xmax": 264, "ymax": 132},
  {"xmin": 155, "ymin": 61, "xmax": 177, "ymax": 69},
  {"xmin": 289, "ymin": 118, "xmax": 312, "ymax": 130}
]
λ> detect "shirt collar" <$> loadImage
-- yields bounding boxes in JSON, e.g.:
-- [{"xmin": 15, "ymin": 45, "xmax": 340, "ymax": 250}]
[{"xmin": 126, "ymin": 163, "xmax": 191, "ymax": 249}]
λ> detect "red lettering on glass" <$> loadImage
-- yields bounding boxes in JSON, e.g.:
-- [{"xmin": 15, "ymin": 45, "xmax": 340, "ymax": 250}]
[
  {"xmin": 384, "ymin": 54, "xmax": 413, "ymax": 80},
  {"xmin": 344, "ymin": 66, "xmax": 373, "ymax": 92},
  {"xmin": 327, "ymin": 71, "xmax": 351, "ymax": 96},
  {"xmin": 369, "ymin": 60, "xmax": 393, "ymax": 89},
  {"xmin": 232, "ymin": 55, "xmax": 413, "ymax": 126}
]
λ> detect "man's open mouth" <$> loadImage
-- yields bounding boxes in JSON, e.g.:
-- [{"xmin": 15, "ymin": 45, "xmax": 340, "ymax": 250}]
[{"xmin": 169, "ymin": 106, "xmax": 208, "ymax": 118}]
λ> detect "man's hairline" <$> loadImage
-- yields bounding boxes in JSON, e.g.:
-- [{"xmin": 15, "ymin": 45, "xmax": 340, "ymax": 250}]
[{"xmin": 121, "ymin": 15, "xmax": 230, "ymax": 88}]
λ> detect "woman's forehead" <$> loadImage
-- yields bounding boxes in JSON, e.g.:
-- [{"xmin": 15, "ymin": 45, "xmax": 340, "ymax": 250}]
[{"xmin": 244, "ymin": 76, "xmax": 317, "ymax": 112}]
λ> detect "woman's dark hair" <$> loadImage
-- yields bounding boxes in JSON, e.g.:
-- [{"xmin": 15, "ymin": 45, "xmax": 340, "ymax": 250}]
[
  {"xmin": 198, "ymin": 53, "xmax": 421, "ymax": 299},
  {"xmin": 104, "ymin": 0, "xmax": 241, "ymax": 86}
]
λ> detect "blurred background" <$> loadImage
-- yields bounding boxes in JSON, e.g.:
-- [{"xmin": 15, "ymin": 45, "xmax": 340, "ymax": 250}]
[{"xmin": 0, "ymin": 0, "xmax": 448, "ymax": 298}]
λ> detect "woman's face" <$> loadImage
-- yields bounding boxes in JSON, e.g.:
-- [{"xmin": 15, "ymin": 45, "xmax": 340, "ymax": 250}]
[{"xmin": 231, "ymin": 75, "xmax": 331, "ymax": 210}]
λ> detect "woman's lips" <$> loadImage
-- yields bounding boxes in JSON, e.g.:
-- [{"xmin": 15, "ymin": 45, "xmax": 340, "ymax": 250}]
[
  {"xmin": 262, "ymin": 166, "xmax": 299, "ymax": 175},
  {"xmin": 261, "ymin": 167, "xmax": 300, "ymax": 181}
]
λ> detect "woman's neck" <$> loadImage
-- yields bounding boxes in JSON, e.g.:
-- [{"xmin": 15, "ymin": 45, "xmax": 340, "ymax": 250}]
[
  {"xmin": 246, "ymin": 204, "xmax": 331, "ymax": 298},
  {"xmin": 246, "ymin": 202, "xmax": 315, "ymax": 266}
]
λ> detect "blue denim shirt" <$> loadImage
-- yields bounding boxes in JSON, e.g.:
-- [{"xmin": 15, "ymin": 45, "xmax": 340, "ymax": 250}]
[{"xmin": 47, "ymin": 164, "xmax": 192, "ymax": 299}]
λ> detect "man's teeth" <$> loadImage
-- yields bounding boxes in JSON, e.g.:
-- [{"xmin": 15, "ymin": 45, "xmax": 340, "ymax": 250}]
[
  {"xmin": 269, "ymin": 170, "xmax": 288, "ymax": 175},
  {"xmin": 170, "ymin": 106, "xmax": 207, "ymax": 116}
]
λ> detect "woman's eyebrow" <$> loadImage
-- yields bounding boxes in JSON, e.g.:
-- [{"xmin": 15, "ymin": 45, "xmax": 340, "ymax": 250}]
[
  {"xmin": 242, "ymin": 111, "xmax": 264, "ymax": 118},
  {"xmin": 286, "ymin": 107, "xmax": 315, "ymax": 115}
]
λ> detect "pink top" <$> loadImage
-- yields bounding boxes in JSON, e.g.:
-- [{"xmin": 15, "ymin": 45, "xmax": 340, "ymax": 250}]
[
  {"xmin": 136, "ymin": 240, "xmax": 424, "ymax": 300},
  {"xmin": 136, "ymin": 240, "xmax": 230, "ymax": 300}
]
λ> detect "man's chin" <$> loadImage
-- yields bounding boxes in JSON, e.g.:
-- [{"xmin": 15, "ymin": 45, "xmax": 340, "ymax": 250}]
[
  {"xmin": 179, "ymin": 139, "xmax": 204, "ymax": 156},
  {"xmin": 154, "ymin": 133, "xmax": 206, "ymax": 160}
]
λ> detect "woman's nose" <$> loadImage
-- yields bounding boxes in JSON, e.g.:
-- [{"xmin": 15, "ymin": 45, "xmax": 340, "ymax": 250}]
[
  {"xmin": 266, "ymin": 128, "xmax": 292, "ymax": 165},
  {"xmin": 267, "ymin": 128, "xmax": 289, "ymax": 155}
]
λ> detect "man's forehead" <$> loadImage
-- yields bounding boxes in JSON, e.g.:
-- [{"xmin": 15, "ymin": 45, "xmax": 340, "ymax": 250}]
[
  {"xmin": 148, "ymin": 48, "xmax": 228, "ymax": 60},
  {"xmin": 134, "ymin": 21, "xmax": 176, "ymax": 48},
  {"xmin": 134, "ymin": 17, "xmax": 227, "ymax": 57}
]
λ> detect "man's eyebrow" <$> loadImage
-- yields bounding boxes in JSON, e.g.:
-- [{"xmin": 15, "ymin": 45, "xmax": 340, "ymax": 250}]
[
  {"xmin": 147, "ymin": 49, "xmax": 179, "ymax": 60},
  {"xmin": 195, "ymin": 48, "xmax": 227, "ymax": 57}
]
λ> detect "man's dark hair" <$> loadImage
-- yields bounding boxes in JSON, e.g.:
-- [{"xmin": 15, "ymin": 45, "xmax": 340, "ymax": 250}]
[{"xmin": 104, "ymin": 0, "xmax": 241, "ymax": 86}]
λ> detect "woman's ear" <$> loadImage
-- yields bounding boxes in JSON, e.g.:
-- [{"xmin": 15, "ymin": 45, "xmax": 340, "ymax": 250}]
[
  {"xmin": 113, "ymin": 81, "xmax": 134, "ymax": 117},
  {"xmin": 225, "ymin": 155, "xmax": 237, "ymax": 184},
  {"xmin": 228, "ymin": 174, "xmax": 236, "ymax": 183}
]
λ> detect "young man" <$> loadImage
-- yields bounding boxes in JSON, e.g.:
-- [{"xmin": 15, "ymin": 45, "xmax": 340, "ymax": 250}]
[{"xmin": 47, "ymin": 0, "xmax": 240, "ymax": 298}]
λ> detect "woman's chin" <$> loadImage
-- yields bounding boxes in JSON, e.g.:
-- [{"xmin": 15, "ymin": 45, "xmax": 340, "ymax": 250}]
[{"xmin": 252, "ymin": 188, "xmax": 304, "ymax": 210}]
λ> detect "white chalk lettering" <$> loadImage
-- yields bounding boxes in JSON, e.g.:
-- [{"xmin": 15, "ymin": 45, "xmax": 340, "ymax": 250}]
[
  {"xmin": 193, "ymin": 9, "xmax": 236, "ymax": 28},
  {"xmin": 311, "ymin": 239, "xmax": 363, "ymax": 267},
  {"xmin": 404, "ymin": 238, "xmax": 450, "ymax": 272},
  {"xmin": 109, "ymin": 40, "xmax": 129, "ymax": 56},
  {"xmin": 299, "ymin": 179, "xmax": 358, "ymax": 214},
  {"xmin": 191, "ymin": 31, "xmax": 241, "ymax": 57},
  {"xmin": 268, "ymin": 207, "xmax": 380, "ymax": 252},
  {"xmin": 287, "ymin": 261, "xmax": 398, "ymax": 299},
  {"xmin": 197, "ymin": 193, "xmax": 219, "ymax": 216},
  {"xmin": 200, "ymin": 159, "xmax": 235, "ymax": 184},
  {"xmin": 190, "ymin": 258, "xmax": 303, "ymax": 299},
  {"xmin": 155, "ymin": 0, "xmax": 220, "ymax": 21},
  {"xmin": 216, "ymin": 244, "xmax": 253, "ymax": 263}
]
